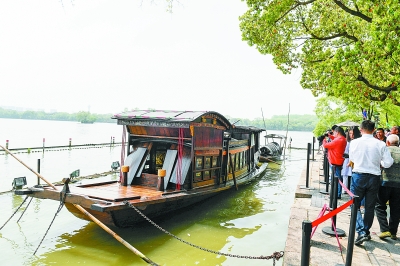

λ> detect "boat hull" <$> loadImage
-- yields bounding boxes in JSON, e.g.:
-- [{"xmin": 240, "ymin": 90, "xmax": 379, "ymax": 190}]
[{"xmin": 62, "ymin": 163, "xmax": 268, "ymax": 228}]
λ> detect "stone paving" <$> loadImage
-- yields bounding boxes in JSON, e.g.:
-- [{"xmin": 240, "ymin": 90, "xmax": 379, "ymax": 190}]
[{"xmin": 283, "ymin": 153, "xmax": 400, "ymax": 266}]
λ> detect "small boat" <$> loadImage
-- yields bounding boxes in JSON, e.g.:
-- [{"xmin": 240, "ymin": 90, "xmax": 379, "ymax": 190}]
[
  {"xmin": 16, "ymin": 110, "xmax": 268, "ymax": 228},
  {"xmin": 259, "ymin": 133, "xmax": 287, "ymax": 163}
]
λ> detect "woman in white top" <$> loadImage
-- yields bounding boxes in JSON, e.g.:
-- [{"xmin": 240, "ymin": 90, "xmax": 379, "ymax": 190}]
[{"xmin": 342, "ymin": 127, "xmax": 361, "ymax": 191}]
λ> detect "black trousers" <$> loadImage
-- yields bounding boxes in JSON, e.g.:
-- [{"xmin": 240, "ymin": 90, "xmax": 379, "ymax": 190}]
[{"xmin": 375, "ymin": 186, "xmax": 400, "ymax": 235}]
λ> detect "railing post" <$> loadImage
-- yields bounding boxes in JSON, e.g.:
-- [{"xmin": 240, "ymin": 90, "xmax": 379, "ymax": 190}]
[
  {"xmin": 312, "ymin": 137, "xmax": 315, "ymax": 160},
  {"xmin": 322, "ymin": 166, "xmax": 346, "ymax": 236},
  {"xmin": 37, "ymin": 159, "xmax": 41, "ymax": 185},
  {"xmin": 320, "ymin": 151, "xmax": 330, "ymax": 194},
  {"xmin": 301, "ymin": 220, "xmax": 312, "ymax": 266},
  {"xmin": 306, "ymin": 143, "xmax": 311, "ymax": 188},
  {"xmin": 346, "ymin": 196, "xmax": 359, "ymax": 266}
]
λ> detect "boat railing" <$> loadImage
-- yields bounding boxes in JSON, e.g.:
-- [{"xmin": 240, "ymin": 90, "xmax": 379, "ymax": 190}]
[{"xmin": 228, "ymin": 139, "xmax": 248, "ymax": 148}]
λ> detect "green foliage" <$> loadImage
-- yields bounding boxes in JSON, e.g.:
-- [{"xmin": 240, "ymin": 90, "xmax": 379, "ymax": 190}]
[
  {"xmin": 0, "ymin": 107, "xmax": 318, "ymax": 131},
  {"xmin": 226, "ymin": 114, "xmax": 318, "ymax": 131},
  {"xmin": 240, "ymin": 1, "xmax": 400, "ymax": 108},
  {"xmin": 313, "ymin": 96, "xmax": 362, "ymax": 136},
  {"xmin": 76, "ymin": 111, "xmax": 97, "ymax": 124},
  {"xmin": 0, "ymin": 107, "xmax": 114, "ymax": 123}
]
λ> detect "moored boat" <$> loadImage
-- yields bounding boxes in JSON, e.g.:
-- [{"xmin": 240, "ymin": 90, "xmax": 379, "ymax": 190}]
[
  {"xmin": 259, "ymin": 133, "xmax": 287, "ymax": 163},
  {"xmin": 15, "ymin": 110, "xmax": 268, "ymax": 228}
]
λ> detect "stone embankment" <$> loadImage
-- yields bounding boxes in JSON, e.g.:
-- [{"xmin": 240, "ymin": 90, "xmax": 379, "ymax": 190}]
[{"xmin": 284, "ymin": 153, "xmax": 400, "ymax": 266}]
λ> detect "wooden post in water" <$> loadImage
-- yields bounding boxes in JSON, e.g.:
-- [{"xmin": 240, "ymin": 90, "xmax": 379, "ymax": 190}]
[
  {"xmin": 37, "ymin": 159, "xmax": 41, "ymax": 185},
  {"xmin": 0, "ymin": 145, "xmax": 57, "ymax": 190}
]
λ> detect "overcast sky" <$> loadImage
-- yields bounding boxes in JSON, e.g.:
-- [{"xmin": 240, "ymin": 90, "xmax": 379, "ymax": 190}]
[{"xmin": 0, "ymin": 0, "xmax": 317, "ymax": 119}]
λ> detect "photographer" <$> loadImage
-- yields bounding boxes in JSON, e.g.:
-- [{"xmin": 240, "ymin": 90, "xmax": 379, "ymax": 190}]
[{"xmin": 323, "ymin": 126, "xmax": 347, "ymax": 198}]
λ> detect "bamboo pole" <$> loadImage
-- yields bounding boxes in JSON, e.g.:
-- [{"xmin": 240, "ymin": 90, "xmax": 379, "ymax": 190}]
[
  {"xmin": 1, "ymin": 143, "xmax": 157, "ymax": 264},
  {"xmin": 73, "ymin": 204, "xmax": 158, "ymax": 265},
  {"xmin": 283, "ymin": 103, "xmax": 290, "ymax": 158},
  {"xmin": 0, "ymin": 144, "xmax": 57, "ymax": 190},
  {"xmin": 261, "ymin": 107, "xmax": 267, "ymax": 146}
]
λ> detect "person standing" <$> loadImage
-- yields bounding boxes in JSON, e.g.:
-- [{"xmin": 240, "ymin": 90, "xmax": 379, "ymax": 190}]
[
  {"xmin": 323, "ymin": 126, "xmax": 347, "ymax": 198},
  {"xmin": 341, "ymin": 127, "xmax": 361, "ymax": 193},
  {"xmin": 375, "ymin": 128, "xmax": 387, "ymax": 143},
  {"xmin": 389, "ymin": 126, "xmax": 400, "ymax": 141},
  {"xmin": 375, "ymin": 134, "xmax": 400, "ymax": 240},
  {"xmin": 349, "ymin": 120, "xmax": 394, "ymax": 245}
]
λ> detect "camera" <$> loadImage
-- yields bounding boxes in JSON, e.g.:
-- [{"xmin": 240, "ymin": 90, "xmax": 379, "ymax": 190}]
[{"xmin": 324, "ymin": 130, "xmax": 333, "ymax": 137}]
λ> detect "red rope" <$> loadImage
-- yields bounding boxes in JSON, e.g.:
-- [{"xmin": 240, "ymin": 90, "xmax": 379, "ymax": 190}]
[
  {"xmin": 176, "ymin": 128, "xmax": 183, "ymax": 190},
  {"xmin": 120, "ymin": 126, "xmax": 126, "ymax": 182},
  {"xmin": 311, "ymin": 199, "xmax": 353, "ymax": 227}
]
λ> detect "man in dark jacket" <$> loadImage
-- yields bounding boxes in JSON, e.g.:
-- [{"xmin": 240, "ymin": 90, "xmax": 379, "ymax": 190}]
[{"xmin": 375, "ymin": 134, "xmax": 400, "ymax": 240}]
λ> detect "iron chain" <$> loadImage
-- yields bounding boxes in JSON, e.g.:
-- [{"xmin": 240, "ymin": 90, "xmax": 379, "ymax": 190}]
[{"xmin": 123, "ymin": 201, "xmax": 284, "ymax": 265}]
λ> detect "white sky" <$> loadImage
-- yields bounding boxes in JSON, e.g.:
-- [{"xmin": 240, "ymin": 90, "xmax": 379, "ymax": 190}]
[{"xmin": 0, "ymin": 0, "xmax": 316, "ymax": 119}]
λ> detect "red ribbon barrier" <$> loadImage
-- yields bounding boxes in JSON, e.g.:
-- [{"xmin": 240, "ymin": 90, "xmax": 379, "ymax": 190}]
[
  {"xmin": 312, "ymin": 199, "xmax": 354, "ymax": 227},
  {"xmin": 311, "ymin": 203, "xmax": 328, "ymax": 238}
]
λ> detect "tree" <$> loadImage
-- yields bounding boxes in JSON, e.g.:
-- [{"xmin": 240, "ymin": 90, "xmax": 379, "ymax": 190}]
[
  {"xmin": 76, "ymin": 111, "xmax": 97, "ymax": 124},
  {"xmin": 239, "ymin": 1, "xmax": 400, "ymax": 107},
  {"xmin": 313, "ymin": 96, "xmax": 362, "ymax": 136}
]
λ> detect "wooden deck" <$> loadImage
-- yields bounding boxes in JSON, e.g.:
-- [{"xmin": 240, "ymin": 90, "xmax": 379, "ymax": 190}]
[{"xmin": 71, "ymin": 182, "xmax": 166, "ymax": 202}]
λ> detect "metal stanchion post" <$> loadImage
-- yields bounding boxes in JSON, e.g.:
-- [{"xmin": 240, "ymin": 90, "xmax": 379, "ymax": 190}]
[
  {"xmin": 301, "ymin": 220, "xmax": 312, "ymax": 266},
  {"xmin": 346, "ymin": 196, "xmax": 359, "ymax": 266},
  {"xmin": 329, "ymin": 167, "xmax": 334, "ymax": 208},
  {"xmin": 312, "ymin": 137, "xmax": 315, "ymax": 161},
  {"xmin": 322, "ymin": 166, "xmax": 346, "ymax": 237},
  {"xmin": 320, "ymin": 151, "xmax": 330, "ymax": 194},
  {"xmin": 300, "ymin": 143, "xmax": 313, "ymax": 189}
]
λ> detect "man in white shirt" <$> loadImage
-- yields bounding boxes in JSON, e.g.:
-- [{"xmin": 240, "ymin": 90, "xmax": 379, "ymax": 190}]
[{"xmin": 349, "ymin": 120, "xmax": 394, "ymax": 245}]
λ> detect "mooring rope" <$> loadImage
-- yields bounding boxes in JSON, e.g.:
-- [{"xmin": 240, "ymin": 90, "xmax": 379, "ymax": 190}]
[
  {"xmin": 123, "ymin": 201, "xmax": 284, "ymax": 265},
  {"xmin": 33, "ymin": 192, "xmax": 67, "ymax": 255},
  {"xmin": 0, "ymin": 195, "xmax": 29, "ymax": 230},
  {"xmin": 17, "ymin": 196, "xmax": 33, "ymax": 223}
]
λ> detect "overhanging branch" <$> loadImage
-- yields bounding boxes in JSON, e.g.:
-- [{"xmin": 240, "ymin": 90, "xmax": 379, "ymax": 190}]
[
  {"xmin": 357, "ymin": 74, "xmax": 398, "ymax": 93},
  {"xmin": 332, "ymin": 0, "xmax": 372, "ymax": 22}
]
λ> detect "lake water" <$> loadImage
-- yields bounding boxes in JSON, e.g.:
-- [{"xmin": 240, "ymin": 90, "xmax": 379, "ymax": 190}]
[{"xmin": 0, "ymin": 118, "xmax": 316, "ymax": 265}]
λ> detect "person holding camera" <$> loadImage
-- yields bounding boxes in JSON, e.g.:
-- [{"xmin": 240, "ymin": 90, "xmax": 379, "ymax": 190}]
[{"xmin": 323, "ymin": 126, "xmax": 347, "ymax": 198}]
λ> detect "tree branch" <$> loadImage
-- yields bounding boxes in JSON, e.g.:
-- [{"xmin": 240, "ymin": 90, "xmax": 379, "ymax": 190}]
[
  {"xmin": 275, "ymin": 0, "xmax": 315, "ymax": 23},
  {"xmin": 332, "ymin": 0, "xmax": 372, "ymax": 23},
  {"xmin": 357, "ymin": 74, "xmax": 398, "ymax": 93},
  {"xmin": 310, "ymin": 31, "xmax": 358, "ymax": 42}
]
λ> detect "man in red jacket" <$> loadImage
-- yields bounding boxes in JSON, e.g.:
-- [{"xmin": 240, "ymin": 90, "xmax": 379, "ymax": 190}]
[{"xmin": 323, "ymin": 126, "xmax": 347, "ymax": 198}]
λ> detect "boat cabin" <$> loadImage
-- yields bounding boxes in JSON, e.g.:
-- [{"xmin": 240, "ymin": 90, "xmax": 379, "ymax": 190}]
[{"xmin": 113, "ymin": 110, "xmax": 264, "ymax": 191}]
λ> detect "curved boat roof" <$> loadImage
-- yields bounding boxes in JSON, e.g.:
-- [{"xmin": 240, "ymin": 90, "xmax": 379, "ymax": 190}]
[{"xmin": 112, "ymin": 110, "xmax": 232, "ymax": 129}]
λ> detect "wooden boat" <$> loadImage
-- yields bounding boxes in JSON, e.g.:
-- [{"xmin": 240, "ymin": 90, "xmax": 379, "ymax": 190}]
[
  {"xmin": 15, "ymin": 110, "xmax": 268, "ymax": 228},
  {"xmin": 259, "ymin": 133, "xmax": 287, "ymax": 163}
]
